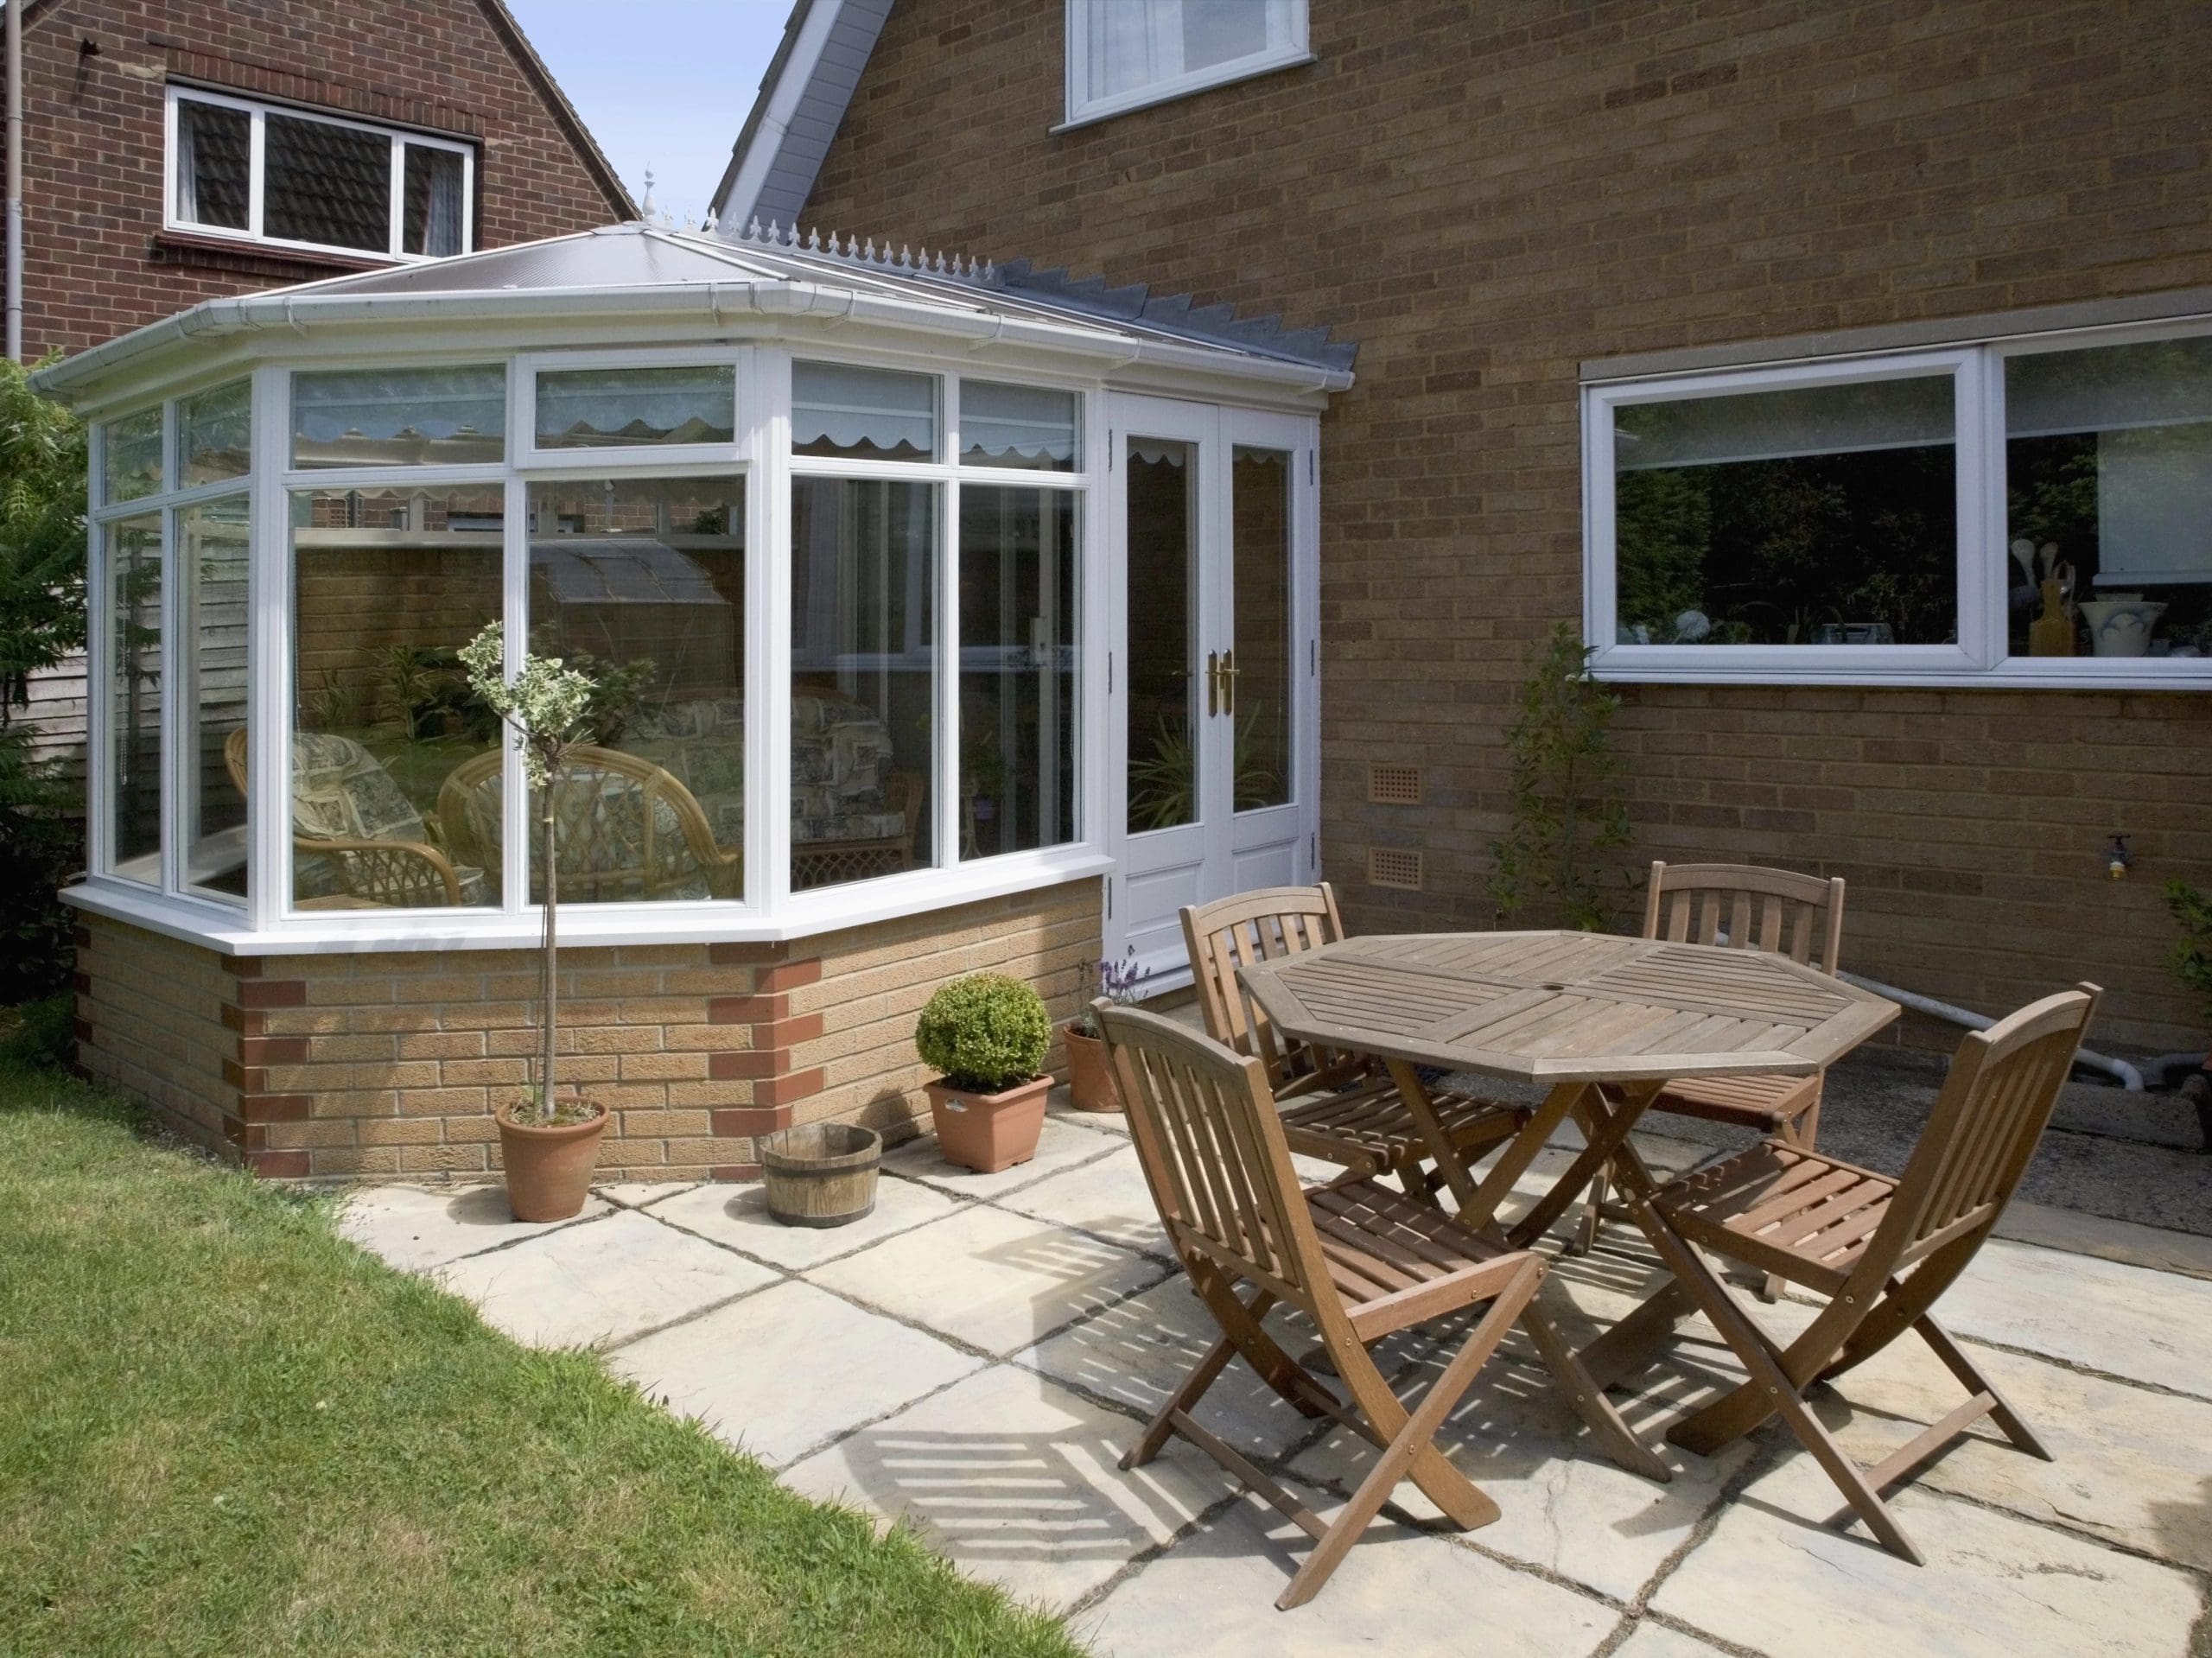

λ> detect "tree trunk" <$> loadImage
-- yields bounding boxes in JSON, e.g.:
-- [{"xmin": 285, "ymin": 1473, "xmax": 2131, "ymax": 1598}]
[{"xmin": 540, "ymin": 785, "xmax": 558, "ymax": 1122}]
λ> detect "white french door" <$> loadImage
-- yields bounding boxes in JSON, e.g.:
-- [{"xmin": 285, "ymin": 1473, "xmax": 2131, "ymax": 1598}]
[{"xmin": 1103, "ymin": 393, "xmax": 1318, "ymax": 982}]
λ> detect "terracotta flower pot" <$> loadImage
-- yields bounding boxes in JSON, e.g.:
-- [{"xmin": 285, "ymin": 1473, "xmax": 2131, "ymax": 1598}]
[
  {"xmin": 1063, "ymin": 1026, "xmax": 1122, "ymax": 1113},
  {"xmin": 925, "ymin": 1075, "xmax": 1052, "ymax": 1173},
  {"xmin": 497, "ymin": 1102, "xmax": 607, "ymax": 1222}
]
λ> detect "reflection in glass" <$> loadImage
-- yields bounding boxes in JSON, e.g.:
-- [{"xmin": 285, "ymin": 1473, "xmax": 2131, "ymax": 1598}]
[
  {"xmin": 960, "ymin": 486, "xmax": 1076, "ymax": 858},
  {"xmin": 790, "ymin": 476, "xmax": 937, "ymax": 888},
  {"xmin": 1612, "ymin": 376, "xmax": 1958, "ymax": 645},
  {"xmin": 104, "ymin": 409, "xmax": 163, "ymax": 502},
  {"xmin": 534, "ymin": 365, "xmax": 735, "ymax": 449},
  {"xmin": 292, "ymin": 365, "xmax": 505, "ymax": 468},
  {"xmin": 499, "ymin": 476, "xmax": 747, "ymax": 904},
  {"xmin": 962, "ymin": 381, "xmax": 1077, "ymax": 472},
  {"xmin": 181, "ymin": 499, "xmax": 250, "ymax": 902},
  {"xmin": 1126, "ymin": 438, "xmax": 1196, "ymax": 831},
  {"xmin": 2005, "ymin": 335, "xmax": 2212, "ymax": 661},
  {"xmin": 1232, "ymin": 447, "xmax": 1291, "ymax": 810},
  {"xmin": 106, "ymin": 516, "xmax": 162, "ymax": 882},
  {"xmin": 402, "ymin": 145, "xmax": 465, "ymax": 257},
  {"xmin": 793, "ymin": 361, "xmax": 935, "ymax": 461},
  {"xmin": 173, "ymin": 97, "xmax": 250, "ymax": 231},
  {"xmin": 289, "ymin": 486, "xmax": 505, "ymax": 909},
  {"xmin": 178, "ymin": 380, "xmax": 251, "ymax": 488},
  {"xmin": 264, "ymin": 111, "xmax": 391, "ymax": 251}
]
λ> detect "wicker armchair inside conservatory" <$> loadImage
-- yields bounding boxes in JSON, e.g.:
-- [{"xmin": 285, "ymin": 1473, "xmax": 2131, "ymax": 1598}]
[
  {"xmin": 436, "ymin": 744, "xmax": 741, "ymax": 904},
  {"xmin": 225, "ymin": 727, "xmax": 486, "ymax": 909}
]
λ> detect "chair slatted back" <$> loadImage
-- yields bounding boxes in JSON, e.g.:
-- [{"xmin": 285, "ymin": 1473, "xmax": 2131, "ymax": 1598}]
[
  {"xmin": 1181, "ymin": 885, "xmax": 1358, "ymax": 1093},
  {"xmin": 1644, "ymin": 861, "xmax": 1847, "ymax": 974},
  {"xmin": 1866, "ymin": 985, "xmax": 2098, "ymax": 1273},
  {"xmin": 1099, "ymin": 1002, "xmax": 1325, "ymax": 1318}
]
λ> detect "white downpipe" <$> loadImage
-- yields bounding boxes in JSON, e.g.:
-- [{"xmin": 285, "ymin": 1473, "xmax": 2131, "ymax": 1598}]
[
  {"xmin": 5, "ymin": 0, "xmax": 21, "ymax": 364},
  {"xmin": 1839, "ymin": 969, "xmax": 2145, "ymax": 1092}
]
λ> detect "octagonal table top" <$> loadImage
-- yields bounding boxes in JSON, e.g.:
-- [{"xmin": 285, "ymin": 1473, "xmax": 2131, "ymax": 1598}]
[{"xmin": 1235, "ymin": 930, "xmax": 1899, "ymax": 1086}]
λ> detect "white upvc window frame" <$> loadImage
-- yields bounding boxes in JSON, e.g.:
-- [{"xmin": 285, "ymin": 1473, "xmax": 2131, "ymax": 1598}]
[
  {"xmin": 163, "ymin": 85, "xmax": 476, "ymax": 265},
  {"xmin": 1059, "ymin": 0, "xmax": 1312, "ymax": 131},
  {"xmin": 1583, "ymin": 321, "xmax": 2212, "ymax": 689},
  {"xmin": 72, "ymin": 346, "xmax": 1113, "ymax": 956}
]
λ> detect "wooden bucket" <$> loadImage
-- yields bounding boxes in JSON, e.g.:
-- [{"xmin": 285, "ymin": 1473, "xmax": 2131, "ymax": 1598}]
[{"xmin": 759, "ymin": 1122, "xmax": 882, "ymax": 1228}]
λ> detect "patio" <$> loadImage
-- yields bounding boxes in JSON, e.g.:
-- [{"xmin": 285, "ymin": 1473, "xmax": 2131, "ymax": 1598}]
[{"xmin": 340, "ymin": 1071, "xmax": 2212, "ymax": 1657}]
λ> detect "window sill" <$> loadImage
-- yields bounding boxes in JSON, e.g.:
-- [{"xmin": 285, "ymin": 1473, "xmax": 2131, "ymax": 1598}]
[
  {"xmin": 1053, "ymin": 49, "xmax": 1315, "ymax": 134},
  {"xmin": 61, "ymin": 848, "xmax": 1112, "ymax": 957},
  {"xmin": 150, "ymin": 230, "xmax": 402, "ymax": 276},
  {"xmin": 1589, "ymin": 658, "xmax": 2212, "ymax": 691}
]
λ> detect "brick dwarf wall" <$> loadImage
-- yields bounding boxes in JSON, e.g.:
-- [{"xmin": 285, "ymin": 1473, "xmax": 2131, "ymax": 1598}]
[
  {"xmin": 12, "ymin": 0, "xmax": 629, "ymax": 363},
  {"xmin": 73, "ymin": 879, "xmax": 1102, "ymax": 1182},
  {"xmin": 799, "ymin": 0, "xmax": 2212, "ymax": 1051}
]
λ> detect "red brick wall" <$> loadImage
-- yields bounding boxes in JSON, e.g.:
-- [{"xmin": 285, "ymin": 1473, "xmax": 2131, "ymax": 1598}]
[
  {"xmin": 798, "ymin": 0, "xmax": 2212, "ymax": 1051},
  {"xmin": 13, "ymin": 0, "xmax": 628, "ymax": 361}
]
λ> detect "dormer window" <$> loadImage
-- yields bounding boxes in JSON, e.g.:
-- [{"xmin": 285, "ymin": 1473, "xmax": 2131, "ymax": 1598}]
[
  {"xmin": 167, "ymin": 87, "xmax": 474, "ymax": 263},
  {"xmin": 1063, "ymin": 0, "xmax": 1310, "ymax": 129}
]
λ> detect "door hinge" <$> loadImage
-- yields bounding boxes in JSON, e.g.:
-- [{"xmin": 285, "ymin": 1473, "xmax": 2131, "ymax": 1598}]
[
  {"xmin": 1309, "ymin": 638, "xmax": 1317, "ymax": 676},
  {"xmin": 1108, "ymin": 429, "xmax": 1115, "ymax": 471},
  {"xmin": 1105, "ymin": 879, "xmax": 1113, "ymax": 920},
  {"xmin": 1308, "ymin": 448, "xmax": 1316, "ymax": 485},
  {"xmin": 1309, "ymin": 833, "xmax": 1318, "ymax": 870},
  {"xmin": 1107, "ymin": 651, "xmax": 1113, "ymax": 694}
]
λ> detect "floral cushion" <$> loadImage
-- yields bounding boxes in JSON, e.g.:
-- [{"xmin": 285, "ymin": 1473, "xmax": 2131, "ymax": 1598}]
[
  {"xmin": 446, "ymin": 762, "xmax": 714, "ymax": 904},
  {"xmin": 289, "ymin": 732, "xmax": 486, "ymax": 906},
  {"xmin": 623, "ymin": 692, "xmax": 907, "ymax": 848}
]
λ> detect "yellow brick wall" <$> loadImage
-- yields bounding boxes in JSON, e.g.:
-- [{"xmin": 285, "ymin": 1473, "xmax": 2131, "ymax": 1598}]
[{"xmin": 75, "ymin": 916, "xmax": 238, "ymax": 1159}]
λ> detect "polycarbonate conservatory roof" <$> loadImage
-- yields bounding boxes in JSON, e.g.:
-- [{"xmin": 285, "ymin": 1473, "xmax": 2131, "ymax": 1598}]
[{"xmin": 36, "ymin": 220, "xmax": 1356, "ymax": 401}]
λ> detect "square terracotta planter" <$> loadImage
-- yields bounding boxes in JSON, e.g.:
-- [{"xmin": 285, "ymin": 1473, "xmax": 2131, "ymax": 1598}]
[{"xmin": 925, "ymin": 1074, "xmax": 1052, "ymax": 1173}]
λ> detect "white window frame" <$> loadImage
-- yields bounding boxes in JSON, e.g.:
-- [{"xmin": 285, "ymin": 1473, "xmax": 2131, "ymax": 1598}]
[
  {"xmin": 164, "ymin": 85, "xmax": 476, "ymax": 264},
  {"xmin": 1059, "ymin": 0, "xmax": 1312, "ymax": 130},
  {"xmin": 1583, "ymin": 322, "xmax": 2212, "ymax": 688}
]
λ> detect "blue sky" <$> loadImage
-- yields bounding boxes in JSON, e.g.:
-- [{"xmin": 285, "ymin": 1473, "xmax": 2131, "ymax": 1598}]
[{"xmin": 504, "ymin": 1, "xmax": 796, "ymax": 225}]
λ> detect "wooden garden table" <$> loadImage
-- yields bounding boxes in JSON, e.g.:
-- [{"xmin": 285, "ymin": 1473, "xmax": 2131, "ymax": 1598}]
[{"xmin": 1236, "ymin": 931, "xmax": 1900, "ymax": 1384}]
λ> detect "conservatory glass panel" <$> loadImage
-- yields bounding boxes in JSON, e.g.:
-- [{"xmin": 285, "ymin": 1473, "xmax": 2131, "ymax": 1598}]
[
  {"xmin": 790, "ymin": 476, "xmax": 938, "ymax": 888},
  {"xmin": 105, "ymin": 515, "xmax": 163, "ymax": 883},
  {"xmin": 959, "ymin": 486, "xmax": 1077, "ymax": 859},
  {"xmin": 1231, "ymin": 446, "xmax": 1292, "ymax": 810},
  {"xmin": 534, "ymin": 365, "xmax": 736, "ymax": 450},
  {"xmin": 793, "ymin": 362, "xmax": 936, "ymax": 462},
  {"xmin": 177, "ymin": 379, "xmax": 251, "ymax": 489},
  {"xmin": 104, "ymin": 409, "xmax": 164, "ymax": 502},
  {"xmin": 1125, "ymin": 438, "xmax": 1196, "ymax": 830},
  {"xmin": 516, "ymin": 475, "xmax": 747, "ymax": 905},
  {"xmin": 292, "ymin": 365, "xmax": 506, "ymax": 468},
  {"xmin": 1611, "ymin": 374, "xmax": 1959, "ymax": 646},
  {"xmin": 961, "ymin": 381, "xmax": 1077, "ymax": 472},
  {"xmin": 289, "ymin": 485, "xmax": 505, "ymax": 910},
  {"xmin": 180, "ymin": 499, "xmax": 250, "ymax": 902},
  {"xmin": 2005, "ymin": 334, "xmax": 2212, "ymax": 661}
]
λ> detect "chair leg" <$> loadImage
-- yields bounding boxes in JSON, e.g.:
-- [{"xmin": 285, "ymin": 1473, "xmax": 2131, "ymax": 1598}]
[
  {"xmin": 1125, "ymin": 1279, "xmax": 1328, "ymax": 1473},
  {"xmin": 1913, "ymin": 1313, "xmax": 2051, "ymax": 1461},
  {"xmin": 1518, "ymin": 1296, "xmax": 1671, "ymax": 1483},
  {"xmin": 1572, "ymin": 1165, "xmax": 1609, "ymax": 1256},
  {"xmin": 1276, "ymin": 1258, "xmax": 1541, "ymax": 1610},
  {"xmin": 1645, "ymin": 1218, "xmax": 1922, "ymax": 1564}
]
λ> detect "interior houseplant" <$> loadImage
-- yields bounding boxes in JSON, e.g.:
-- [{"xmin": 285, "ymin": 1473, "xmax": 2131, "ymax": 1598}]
[
  {"xmin": 459, "ymin": 622, "xmax": 608, "ymax": 1220},
  {"xmin": 1064, "ymin": 948, "xmax": 1147, "ymax": 1112},
  {"xmin": 916, "ymin": 972, "xmax": 1053, "ymax": 1172}
]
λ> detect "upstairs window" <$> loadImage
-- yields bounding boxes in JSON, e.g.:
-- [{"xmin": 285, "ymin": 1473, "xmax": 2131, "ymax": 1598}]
[
  {"xmin": 1064, "ymin": 0, "xmax": 1309, "ymax": 128},
  {"xmin": 168, "ymin": 87, "xmax": 473, "ymax": 262}
]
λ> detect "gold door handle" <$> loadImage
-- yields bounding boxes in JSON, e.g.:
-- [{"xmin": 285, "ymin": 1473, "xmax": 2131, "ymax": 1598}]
[
  {"xmin": 1206, "ymin": 650, "xmax": 1220, "ymax": 716},
  {"xmin": 1219, "ymin": 648, "xmax": 1238, "ymax": 716}
]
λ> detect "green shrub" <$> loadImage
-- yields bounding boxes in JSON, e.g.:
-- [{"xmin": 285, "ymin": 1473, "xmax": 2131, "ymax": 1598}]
[
  {"xmin": 2164, "ymin": 880, "xmax": 2212, "ymax": 1031},
  {"xmin": 914, "ymin": 973, "xmax": 1051, "ymax": 1092}
]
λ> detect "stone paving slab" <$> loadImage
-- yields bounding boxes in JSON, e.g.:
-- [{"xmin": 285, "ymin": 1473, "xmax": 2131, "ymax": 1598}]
[
  {"xmin": 607, "ymin": 1280, "xmax": 983, "ymax": 1469},
  {"xmin": 434, "ymin": 1210, "xmax": 775, "ymax": 1350},
  {"xmin": 336, "ymin": 1183, "xmax": 608, "ymax": 1273},
  {"xmin": 807, "ymin": 1204, "xmax": 1170, "ymax": 1358},
  {"xmin": 781, "ymin": 1362, "xmax": 1219, "ymax": 1613},
  {"xmin": 1288, "ymin": 1349, "xmax": 1751, "ymax": 1602},
  {"xmin": 1942, "ymin": 1238, "xmax": 2212, "ymax": 1400},
  {"xmin": 1651, "ymin": 1452, "xmax": 2207, "ymax": 1658},
  {"xmin": 995, "ymin": 1145, "xmax": 1169, "ymax": 1255},
  {"xmin": 1079, "ymin": 1480, "xmax": 1616, "ymax": 1658},
  {"xmin": 649, "ymin": 1175, "xmax": 961, "ymax": 1271},
  {"xmin": 880, "ymin": 1115, "xmax": 1125, "ymax": 1200},
  {"xmin": 1609, "ymin": 1623, "xmax": 1734, "ymax": 1658},
  {"xmin": 596, "ymin": 1181, "xmax": 696, "ymax": 1210}
]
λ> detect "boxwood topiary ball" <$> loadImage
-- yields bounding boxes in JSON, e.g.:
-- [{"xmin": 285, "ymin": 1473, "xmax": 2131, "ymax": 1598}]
[{"xmin": 915, "ymin": 972, "xmax": 1052, "ymax": 1093}]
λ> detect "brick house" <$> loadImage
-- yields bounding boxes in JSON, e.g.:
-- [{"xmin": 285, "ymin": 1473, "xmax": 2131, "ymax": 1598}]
[
  {"xmin": 713, "ymin": 0, "xmax": 2212, "ymax": 1056},
  {"xmin": 10, "ymin": 0, "xmax": 632, "ymax": 767}
]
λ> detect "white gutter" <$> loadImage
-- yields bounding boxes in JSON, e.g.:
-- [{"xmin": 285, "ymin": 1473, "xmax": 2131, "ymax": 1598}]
[{"xmin": 32, "ymin": 276, "xmax": 1357, "ymax": 403}]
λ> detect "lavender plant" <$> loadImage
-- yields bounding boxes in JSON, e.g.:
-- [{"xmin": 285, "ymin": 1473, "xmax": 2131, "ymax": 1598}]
[
  {"xmin": 1070, "ymin": 947, "xmax": 1148, "ymax": 1038},
  {"xmin": 458, "ymin": 623, "xmax": 596, "ymax": 1126}
]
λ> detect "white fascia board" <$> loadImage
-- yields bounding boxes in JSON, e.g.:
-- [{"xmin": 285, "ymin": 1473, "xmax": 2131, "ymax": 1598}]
[{"xmin": 715, "ymin": 0, "xmax": 847, "ymax": 231}]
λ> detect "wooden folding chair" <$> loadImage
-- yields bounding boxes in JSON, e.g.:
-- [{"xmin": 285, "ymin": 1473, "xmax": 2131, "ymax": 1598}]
[
  {"xmin": 1638, "ymin": 984, "xmax": 2099, "ymax": 1564},
  {"xmin": 1097, "ymin": 1002, "xmax": 1668, "ymax": 1610},
  {"xmin": 1182, "ymin": 885, "xmax": 1526, "ymax": 1202},
  {"xmin": 1579, "ymin": 861, "xmax": 1848, "ymax": 1274}
]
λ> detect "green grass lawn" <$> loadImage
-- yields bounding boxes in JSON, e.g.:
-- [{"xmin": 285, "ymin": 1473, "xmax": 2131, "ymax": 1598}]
[{"xmin": 0, "ymin": 1004, "xmax": 1085, "ymax": 1658}]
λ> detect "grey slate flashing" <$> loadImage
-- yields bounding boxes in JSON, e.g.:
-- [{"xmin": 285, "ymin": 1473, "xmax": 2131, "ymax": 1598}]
[{"xmin": 985, "ymin": 257, "xmax": 1357, "ymax": 373}]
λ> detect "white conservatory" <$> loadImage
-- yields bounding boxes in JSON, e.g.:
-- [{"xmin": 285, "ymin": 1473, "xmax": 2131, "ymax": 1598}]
[{"xmin": 35, "ymin": 221, "xmax": 1351, "ymax": 1180}]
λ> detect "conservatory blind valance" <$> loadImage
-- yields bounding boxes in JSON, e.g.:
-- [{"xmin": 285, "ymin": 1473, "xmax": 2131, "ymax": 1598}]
[
  {"xmin": 961, "ymin": 380, "xmax": 1077, "ymax": 467},
  {"xmin": 792, "ymin": 361, "xmax": 936, "ymax": 460},
  {"xmin": 291, "ymin": 365, "xmax": 507, "ymax": 467},
  {"xmin": 1127, "ymin": 438, "xmax": 1191, "ymax": 467},
  {"xmin": 1614, "ymin": 373, "xmax": 1955, "ymax": 471},
  {"xmin": 534, "ymin": 365, "xmax": 737, "ymax": 449}
]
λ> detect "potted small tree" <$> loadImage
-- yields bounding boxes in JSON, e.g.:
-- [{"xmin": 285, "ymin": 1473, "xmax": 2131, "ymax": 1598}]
[
  {"xmin": 1064, "ymin": 948, "xmax": 1147, "ymax": 1112},
  {"xmin": 917, "ymin": 972, "xmax": 1053, "ymax": 1172},
  {"xmin": 458, "ymin": 623, "xmax": 608, "ymax": 1221}
]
